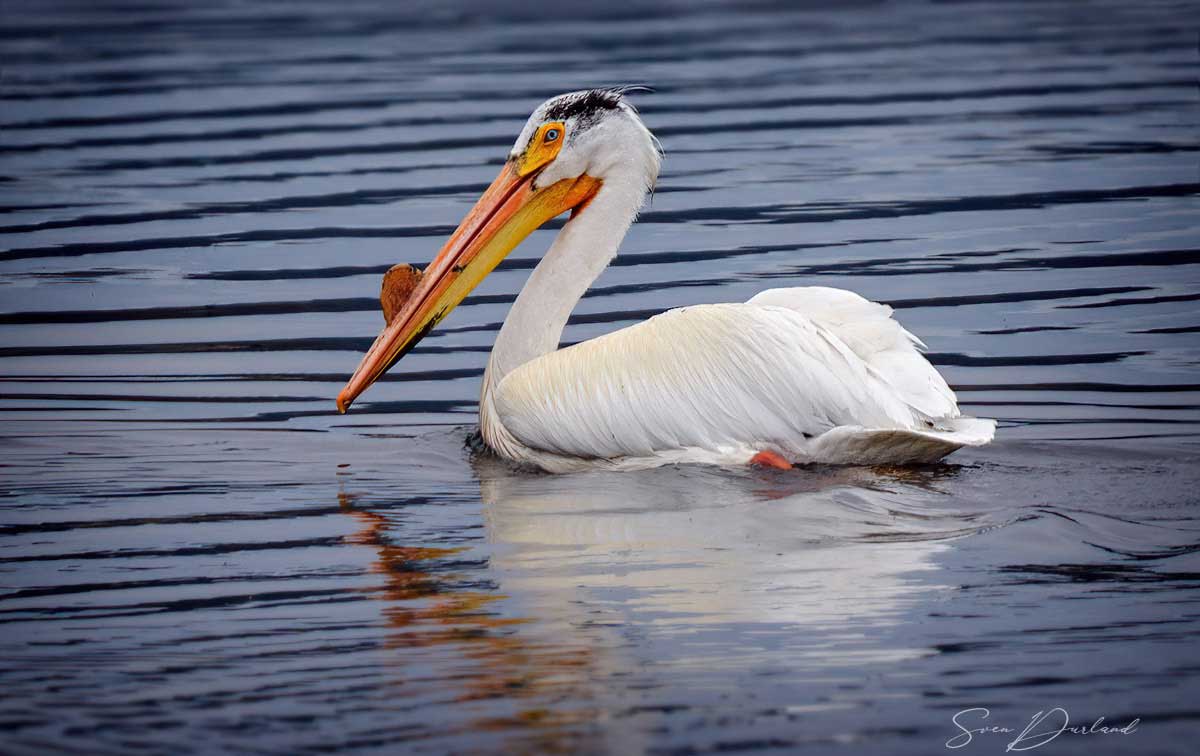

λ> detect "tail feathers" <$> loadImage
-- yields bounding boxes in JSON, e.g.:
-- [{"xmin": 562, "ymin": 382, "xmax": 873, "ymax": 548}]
[
  {"xmin": 806, "ymin": 416, "xmax": 996, "ymax": 464},
  {"xmin": 926, "ymin": 416, "xmax": 996, "ymax": 446}
]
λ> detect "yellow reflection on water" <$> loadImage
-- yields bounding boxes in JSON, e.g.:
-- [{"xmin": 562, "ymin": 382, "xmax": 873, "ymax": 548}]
[{"xmin": 337, "ymin": 487, "xmax": 601, "ymax": 753}]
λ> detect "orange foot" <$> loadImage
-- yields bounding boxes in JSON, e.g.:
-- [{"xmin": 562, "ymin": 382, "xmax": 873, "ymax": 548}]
[{"xmin": 749, "ymin": 450, "xmax": 792, "ymax": 470}]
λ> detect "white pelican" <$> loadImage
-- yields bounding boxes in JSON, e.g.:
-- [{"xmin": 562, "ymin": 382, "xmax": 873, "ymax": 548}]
[{"xmin": 336, "ymin": 89, "xmax": 995, "ymax": 472}]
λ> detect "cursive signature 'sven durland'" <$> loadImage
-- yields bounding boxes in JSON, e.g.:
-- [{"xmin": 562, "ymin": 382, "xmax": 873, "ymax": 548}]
[{"xmin": 946, "ymin": 707, "xmax": 1139, "ymax": 751}]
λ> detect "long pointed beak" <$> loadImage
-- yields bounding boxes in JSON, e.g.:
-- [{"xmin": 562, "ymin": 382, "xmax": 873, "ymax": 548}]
[{"xmin": 336, "ymin": 163, "xmax": 602, "ymax": 413}]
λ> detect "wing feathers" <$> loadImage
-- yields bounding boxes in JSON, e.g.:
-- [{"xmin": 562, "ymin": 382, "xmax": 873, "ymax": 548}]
[{"xmin": 747, "ymin": 287, "xmax": 957, "ymax": 419}]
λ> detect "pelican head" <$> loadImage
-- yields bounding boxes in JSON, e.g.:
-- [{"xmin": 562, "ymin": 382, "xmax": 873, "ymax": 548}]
[{"xmin": 336, "ymin": 88, "xmax": 660, "ymax": 413}]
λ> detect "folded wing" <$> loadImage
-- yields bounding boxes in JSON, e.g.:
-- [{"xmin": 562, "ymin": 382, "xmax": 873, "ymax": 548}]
[{"xmin": 747, "ymin": 287, "xmax": 958, "ymax": 420}]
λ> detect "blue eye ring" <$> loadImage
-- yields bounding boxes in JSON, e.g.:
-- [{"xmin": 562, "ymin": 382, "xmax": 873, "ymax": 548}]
[{"xmin": 544, "ymin": 128, "xmax": 560, "ymax": 143}]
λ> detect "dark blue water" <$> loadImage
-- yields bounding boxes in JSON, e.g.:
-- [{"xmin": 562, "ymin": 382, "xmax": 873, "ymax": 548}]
[{"xmin": 2, "ymin": 1, "xmax": 1198, "ymax": 753}]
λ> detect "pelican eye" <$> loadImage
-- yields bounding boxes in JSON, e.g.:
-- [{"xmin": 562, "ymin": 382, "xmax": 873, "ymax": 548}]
[{"xmin": 544, "ymin": 128, "xmax": 560, "ymax": 143}]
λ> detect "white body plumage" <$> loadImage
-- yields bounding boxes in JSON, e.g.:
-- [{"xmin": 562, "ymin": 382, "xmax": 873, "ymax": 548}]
[{"xmin": 481, "ymin": 289, "xmax": 994, "ymax": 472}]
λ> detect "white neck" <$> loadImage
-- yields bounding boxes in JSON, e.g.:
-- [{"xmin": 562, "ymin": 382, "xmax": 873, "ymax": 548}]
[
  {"xmin": 484, "ymin": 174, "xmax": 648, "ymax": 385},
  {"xmin": 476, "ymin": 99, "xmax": 661, "ymax": 458}
]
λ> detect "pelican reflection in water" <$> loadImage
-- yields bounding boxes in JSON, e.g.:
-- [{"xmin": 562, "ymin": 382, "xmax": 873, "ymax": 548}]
[
  {"xmin": 336, "ymin": 453, "xmax": 982, "ymax": 749},
  {"xmin": 472, "ymin": 455, "xmax": 966, "ymax": 641},
  {"xmin": 336, "ymin": 89, "xmax": 994, "ymax": 472}
]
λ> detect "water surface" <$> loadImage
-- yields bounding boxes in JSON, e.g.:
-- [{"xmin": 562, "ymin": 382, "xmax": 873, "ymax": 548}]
[{"xmin": 2, "ymin": 1, "xmax": 1198, "ymax": 754}]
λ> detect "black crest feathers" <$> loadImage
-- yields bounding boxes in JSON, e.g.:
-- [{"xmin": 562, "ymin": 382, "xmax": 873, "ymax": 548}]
[{"xmin": 543, "ymin": 89, "xmax": 624, "ymax": 122}]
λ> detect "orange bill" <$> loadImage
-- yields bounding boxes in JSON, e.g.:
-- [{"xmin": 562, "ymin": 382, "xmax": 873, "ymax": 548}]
[{"xmin": 336, "ymin": 163, "xmax": 602, "ymax": 413}]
